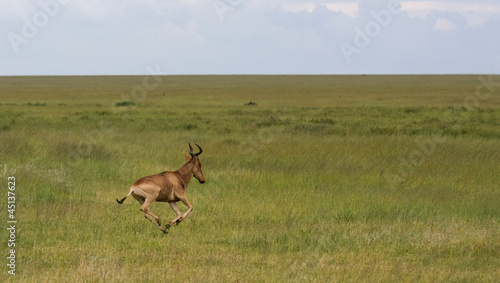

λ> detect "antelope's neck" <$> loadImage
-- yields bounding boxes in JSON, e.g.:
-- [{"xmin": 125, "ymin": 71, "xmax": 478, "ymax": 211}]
[{"xmin": 176, "ymin": 162, "xmax": 194, "ymax": 186}]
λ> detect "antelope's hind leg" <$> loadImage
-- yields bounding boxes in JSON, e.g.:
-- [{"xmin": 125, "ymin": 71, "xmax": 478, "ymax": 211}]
[{"xmin": 138, "ymin": 197, "xmax": 167, "ymax": 234}]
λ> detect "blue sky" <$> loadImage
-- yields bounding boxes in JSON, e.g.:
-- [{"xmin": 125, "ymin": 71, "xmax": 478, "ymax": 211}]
[{"xmin": 1, "ymin": 0, "xmax": 500, "ymax": 75}]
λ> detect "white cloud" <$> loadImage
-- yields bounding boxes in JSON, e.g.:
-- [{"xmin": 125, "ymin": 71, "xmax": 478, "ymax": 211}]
[
  {"xmin": 433, "ymin": 17, "xmax": 457, "ymax": 31},
  {"xmin": 279, "ymin": 3, "xmax": 316, "ymax": 13},
  {"xmin": 323, "ymin": 3, "xmax": 358, "ymax": 17},
  {"xmin": 2, "ymin": 0, "xmax": 500, "ymax": 75},
  {"xmin": 279, "ymin": 2, "xmax": 358, "ymax": 18},
  {"xmin": 0, "ymin": 1, "xmax": 37, "ymax": 17},
  {"xmin": 402, "ymin": 1, "xmax": 500, "ymax": 25},
  {"xmin": 402, "ymin": 1, "xmax": 500, "ymax": 14}
]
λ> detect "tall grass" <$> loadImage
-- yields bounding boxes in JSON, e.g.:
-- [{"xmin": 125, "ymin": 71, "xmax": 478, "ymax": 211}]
[{"xmin": 1, "ymin": 75, "xmax": 499, "ymax": 282}]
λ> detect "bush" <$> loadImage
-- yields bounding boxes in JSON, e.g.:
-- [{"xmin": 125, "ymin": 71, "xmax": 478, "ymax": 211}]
[{"xmin": 115, "ymin": 101, "xmax": 136, "ymax": 107}]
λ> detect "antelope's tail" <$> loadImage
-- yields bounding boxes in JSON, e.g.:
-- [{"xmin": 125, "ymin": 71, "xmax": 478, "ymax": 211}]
[{"xmin": 116, "ymin": 188, "xmax": 133, "ymax": 204}]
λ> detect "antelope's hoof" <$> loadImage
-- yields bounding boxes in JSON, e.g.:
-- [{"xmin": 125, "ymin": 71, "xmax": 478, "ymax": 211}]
[
  {"xmin": 176, "ymin": 219, "xmax": 182, "ymax": 225},
  {"xmin": 161, "ymin": 229, "xmax": 168, "ymax": 234},
  {"xmin": 166, "ymin": 223, "xmax": 171, "ymax": 230}
]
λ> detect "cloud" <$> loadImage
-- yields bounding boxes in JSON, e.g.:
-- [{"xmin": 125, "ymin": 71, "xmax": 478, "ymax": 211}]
[
  {"xmin": 1, "ymin": 0, "xmax": 500, "ymax": 75},
  {"xmin": 433, "ymin": 17, "xmax": 457, "ymax": 31},
  {"xmin": 401, "ymin": 1, "xmax": 500, "ymax": 25},
  {"xmin": 278, "ymin": 2, "xmax": 359, "ymax": 18}
]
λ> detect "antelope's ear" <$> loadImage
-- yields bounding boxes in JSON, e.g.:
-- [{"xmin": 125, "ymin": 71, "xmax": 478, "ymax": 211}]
[{"xmin": 184, "ymin": 154, "xmax": 191, "ymax": 161}]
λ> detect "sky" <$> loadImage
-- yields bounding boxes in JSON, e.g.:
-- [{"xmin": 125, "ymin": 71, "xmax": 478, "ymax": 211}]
[{"xmin": 1, "ymin": 0, "xmax": 500, "ymax": 75}]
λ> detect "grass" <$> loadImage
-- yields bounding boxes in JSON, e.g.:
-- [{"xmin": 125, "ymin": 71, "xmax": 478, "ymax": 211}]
[{"xmin": 0, "ymin": 75, "xmax": 499, "ymax": 282}]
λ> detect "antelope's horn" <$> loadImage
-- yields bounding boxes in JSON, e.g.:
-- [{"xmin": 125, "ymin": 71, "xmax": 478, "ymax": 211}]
[
  {"xmin": 188, "ymin": 143, "xmax": 194, "ymax": 157},
  {"xmin": 195, "ymin": 143, "xmax": 203, "ymax": 156}
]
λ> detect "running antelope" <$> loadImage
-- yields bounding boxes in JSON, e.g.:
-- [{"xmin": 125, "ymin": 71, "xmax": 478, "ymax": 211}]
[{"xmin": 116, "ymin": 143, "xmax": 205, "ymax": 233}]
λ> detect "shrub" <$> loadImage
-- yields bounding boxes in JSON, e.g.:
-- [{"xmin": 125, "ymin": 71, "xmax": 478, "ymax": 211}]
[{"xmin": 115, "ymin": 101, "xmax": 136, "ymax": 107}]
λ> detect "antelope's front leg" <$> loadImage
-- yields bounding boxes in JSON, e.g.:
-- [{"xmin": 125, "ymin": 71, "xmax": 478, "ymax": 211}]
[
  {"xmin": 178, "ymin": 196, "xmax": 193, "ymax": 223},
  {"xmin": 167, "ymin": 202, "xmax": 183, "ymax": 228}
]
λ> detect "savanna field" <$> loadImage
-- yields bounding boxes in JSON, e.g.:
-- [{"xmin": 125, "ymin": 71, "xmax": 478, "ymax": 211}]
[{"xmin": 1, "ymin": 75, "xmax": 499, "ymax": 282}]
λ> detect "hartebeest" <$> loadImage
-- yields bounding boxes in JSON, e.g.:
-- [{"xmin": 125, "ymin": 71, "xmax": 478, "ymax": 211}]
[{"xmin": 116, "ymin": 143, "xmax": 205, "ymax": 233}]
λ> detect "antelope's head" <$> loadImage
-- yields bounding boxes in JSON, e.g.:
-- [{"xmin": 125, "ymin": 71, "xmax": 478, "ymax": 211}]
[{"xmin": 187, "ymin": 143, "xmax": 205, "ymax": 184}]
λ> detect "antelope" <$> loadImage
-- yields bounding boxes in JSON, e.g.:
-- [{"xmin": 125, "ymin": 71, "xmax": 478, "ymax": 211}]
[{"xmin": 116, "ymin": 143, "xmax": 205, "ymax": 234}]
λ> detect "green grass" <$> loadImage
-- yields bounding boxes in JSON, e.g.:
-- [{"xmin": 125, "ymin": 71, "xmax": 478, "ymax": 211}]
[{"xmin": 1, "ymin": 75, "xmax": 499, "ymax": 282}]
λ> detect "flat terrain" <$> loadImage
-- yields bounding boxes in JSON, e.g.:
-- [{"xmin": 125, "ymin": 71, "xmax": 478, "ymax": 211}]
[{"xmin": 1, "ymin": 75, "xmax": 499, "ymax": 282}]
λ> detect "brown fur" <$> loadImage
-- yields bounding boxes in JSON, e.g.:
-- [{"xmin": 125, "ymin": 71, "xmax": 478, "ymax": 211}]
[{"xmin": 116, "ymin": 144, "xmax": 205, "ymax": 233}]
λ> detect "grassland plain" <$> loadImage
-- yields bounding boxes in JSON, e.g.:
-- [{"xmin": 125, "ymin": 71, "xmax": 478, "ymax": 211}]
[{"xmin": 0, "ymin": 75, "xmax": 499, "ymax": 282}]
